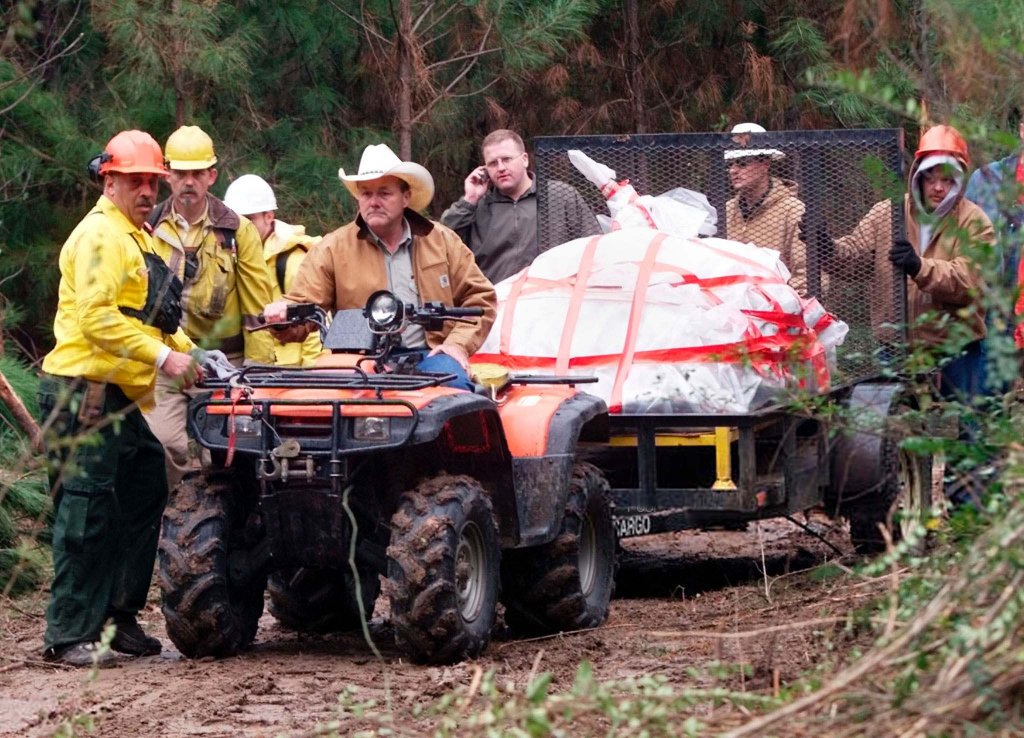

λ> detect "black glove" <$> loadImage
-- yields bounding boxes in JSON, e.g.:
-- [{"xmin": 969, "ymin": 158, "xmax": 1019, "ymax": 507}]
[
  {"xmin": 889, "ymin": 238, "xmax": 921, "ymax": 277},
  {"xmin": 798, "ymin": 218, "xmax": 834, "ymax": 251}
]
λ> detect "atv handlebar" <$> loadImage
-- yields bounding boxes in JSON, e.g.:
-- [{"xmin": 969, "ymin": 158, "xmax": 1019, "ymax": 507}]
[{"xmin": 251, "ymin": 303, "xmax": 329, "ymax": 333}]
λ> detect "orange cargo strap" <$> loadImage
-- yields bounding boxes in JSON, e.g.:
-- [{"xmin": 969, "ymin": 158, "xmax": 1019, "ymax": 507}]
[
  {"xmin": 556, "ymin": 235, "xmax": 602, "ymax": 374},
  {"xmin": 608, "ymin": 233, "xmax": 667, "ymax": 411}
]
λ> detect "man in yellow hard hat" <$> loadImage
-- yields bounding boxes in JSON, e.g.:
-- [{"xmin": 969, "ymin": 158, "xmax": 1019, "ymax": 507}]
[
  {"xmin": 38, "ymin": 130, "xmax": 200, "ymax": 666},
  {"xmin": 223, "ymin": 174, "xmax": 324, "ymax": 366},
  {"xmin": 145, "ymin": 125, "xmax": 277, "ymax": 490}
]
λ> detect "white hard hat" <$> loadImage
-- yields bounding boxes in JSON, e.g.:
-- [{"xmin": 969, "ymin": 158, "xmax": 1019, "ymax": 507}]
[
  {"xmin": 723, "ymin": 122, "xmax": 785, "ymax": 161},
  {"xmin": 224, "ymin": 174, "xmax": 278, "ymax": 215}
]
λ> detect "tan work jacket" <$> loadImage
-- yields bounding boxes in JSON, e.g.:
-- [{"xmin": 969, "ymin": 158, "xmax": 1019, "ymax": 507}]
[
  {"xmin": 726, "ymin": 177, "xmax": 810, "ymax": 295},
  {"xmin": 833, "ymin": 195, "xmax": 994, "ymax": 346},
  {"xmin": 285, "ymin": 210, "xmax": 497, "ymax": 356}
]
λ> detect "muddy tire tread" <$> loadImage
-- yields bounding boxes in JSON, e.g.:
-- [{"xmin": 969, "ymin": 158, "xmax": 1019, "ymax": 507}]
[
  {"xmin": 159, "ymin": 473, "xmax": 265, "ymax": 658},
  {"xmin": 502, "ymin": 462, "xmax": 617, "ymax": 635},
  {"xmin": 387, "ymin": 474, "xmax": 499, "ymax": 664}
]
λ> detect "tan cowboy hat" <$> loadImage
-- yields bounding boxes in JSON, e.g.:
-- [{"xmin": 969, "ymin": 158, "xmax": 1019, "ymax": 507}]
[
  {"xmin": 338, "ymin": 143, "xmax": 435, "ymax": 211},
  {"xmin": 723, "ymin": 122, "xmax": 785, "ymax": 161}
]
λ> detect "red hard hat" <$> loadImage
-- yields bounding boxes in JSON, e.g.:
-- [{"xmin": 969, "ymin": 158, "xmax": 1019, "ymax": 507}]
[
  {"xmin": 914, "ymin": 124, "xmax": 970, "ymax": 168},
  {"xmin": 99, "ymin": 130, "xmax": 168, "ymax": 176}
]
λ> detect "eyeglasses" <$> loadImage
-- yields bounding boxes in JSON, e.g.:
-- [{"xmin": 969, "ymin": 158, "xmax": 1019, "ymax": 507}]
[{"xmin": 485, "ymin": 154, "xmax": 524, "ymax": 169}]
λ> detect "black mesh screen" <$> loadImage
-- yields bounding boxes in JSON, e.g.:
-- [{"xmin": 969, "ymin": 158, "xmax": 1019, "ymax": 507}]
[{"xmin": 533, "ymin": 129, "xmax": 907, "ymax": 383}]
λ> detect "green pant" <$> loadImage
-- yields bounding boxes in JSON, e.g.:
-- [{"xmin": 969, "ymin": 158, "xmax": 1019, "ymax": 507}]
[{"xmin": 38, "ymin": 375, "xmax": 169, "ymax": 652}]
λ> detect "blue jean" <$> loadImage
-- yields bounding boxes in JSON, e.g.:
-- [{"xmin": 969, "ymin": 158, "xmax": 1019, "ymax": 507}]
[
  {"xmin": 938, "ymin": 339, "xmax": 983, "ymax": 404},
  {"xmin": 397, "ymin": 349, "xmax": 473, "ymax": 391}
]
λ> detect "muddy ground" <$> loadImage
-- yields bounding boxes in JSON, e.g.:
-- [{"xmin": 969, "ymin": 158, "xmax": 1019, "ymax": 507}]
[{"xmin": 0, "ymin": 519, "xmax": 872, "ymax": 737}]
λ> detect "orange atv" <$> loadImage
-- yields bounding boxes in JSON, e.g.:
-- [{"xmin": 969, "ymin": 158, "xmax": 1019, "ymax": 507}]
[{"xmin": 158, "ymin": 292, "xmax": 615, "ymax": 664}]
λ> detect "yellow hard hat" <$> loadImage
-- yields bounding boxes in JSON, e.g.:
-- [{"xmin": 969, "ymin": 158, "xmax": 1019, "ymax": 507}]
[{"xmin": 164, "ymin": 125, "xmax": 217, "ymax": 170}]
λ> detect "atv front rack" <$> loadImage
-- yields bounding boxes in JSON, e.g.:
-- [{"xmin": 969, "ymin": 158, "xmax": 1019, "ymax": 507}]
[{"xmin": 201, "ymin": 365, "xmax": 458, "ymax": 394}]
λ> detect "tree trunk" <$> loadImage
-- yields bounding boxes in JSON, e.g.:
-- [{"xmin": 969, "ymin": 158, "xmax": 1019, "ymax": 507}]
[
  {"xmin": 396, "ymin": 0, "xmax": 414, "ymax": 160},
  {"xmin": 624, "ymin": 0, "xmax": 646, "ymax": 133},
  {"xmin": 0, "ymin": 368, "xmax": 40, "ymax": 445}
]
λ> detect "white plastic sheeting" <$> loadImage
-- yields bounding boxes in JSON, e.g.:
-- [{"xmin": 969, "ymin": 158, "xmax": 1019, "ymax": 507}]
[{"xmin": 473, "ymin": 228, "xmax": 848, "ymax": 414}]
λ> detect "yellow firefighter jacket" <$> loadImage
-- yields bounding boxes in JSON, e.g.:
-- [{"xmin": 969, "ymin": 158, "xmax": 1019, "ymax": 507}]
[
  {"xmin": 148, "ymin": 195, "xmax": 276, "ymax": 362},
  {"xmin": 42, "ymin": 196, "xmax": 195, "ymax": 409},
  {"xmin": 264, "ymin": 220, "xmax": 324, "ymax": 366}
]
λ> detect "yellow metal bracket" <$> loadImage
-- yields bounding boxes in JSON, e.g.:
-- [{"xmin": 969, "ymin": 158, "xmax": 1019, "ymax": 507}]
[{"xmin": 711, "ymin": 426, "xmax": 737, "ymax": 490}]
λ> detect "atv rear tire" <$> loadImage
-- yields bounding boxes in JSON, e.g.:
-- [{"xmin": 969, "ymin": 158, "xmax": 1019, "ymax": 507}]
[
  {"xmin": 387, "ymin": 475, "xmax": 500, "ymax": 664},
  {"xmin": 159, "ymin": 472, "xmax": 265, "ymax": 657},
  {"xmin": 268, "ymin": 566, "xmax": 380, "ymax": 633},
  {"xmin": 502, "ymin": 462, "xmax": 616, "ymax": 635}
]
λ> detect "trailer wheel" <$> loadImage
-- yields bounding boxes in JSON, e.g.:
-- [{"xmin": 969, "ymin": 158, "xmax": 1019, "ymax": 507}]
[
  {"xmin": 268, "ymin": 566, "xmax": 380, "ymax": 633},
  {"xmin": 502, "ymin": 463, "xmax": 617, "ymax": 635},
  {"xmin": 387, "ymin": 475, "xmax": 500, "ymax": 664},
  {"xmin": 847, "ymin": 440, "xmax": 932, "ymax": 555},
  {"xmin": 159, "ymin": 472, "xmax": 266, "ymax": 658}
]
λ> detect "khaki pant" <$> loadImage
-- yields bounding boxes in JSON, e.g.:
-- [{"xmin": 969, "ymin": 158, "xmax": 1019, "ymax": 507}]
[
  {"xmin": 145, "ymin": 353, "xmax": 243, "ymax": 490},
  {"xmin": 143, "ymin": 372, "xmax": 199, "ymax": 491}
]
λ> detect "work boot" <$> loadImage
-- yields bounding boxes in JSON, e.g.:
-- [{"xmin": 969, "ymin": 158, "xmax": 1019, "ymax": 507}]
[
  {"xmin": 43, "ymin": 642, "xmax": 117, "ymax": 668},
  {"xmin": 109, "ymin": 615, "xmax": 162, "ymax": 656}
]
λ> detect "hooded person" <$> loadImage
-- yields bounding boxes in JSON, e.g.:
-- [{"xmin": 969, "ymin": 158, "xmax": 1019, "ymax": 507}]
[
  {"xmin": 832, "ymin": 124, "xmax": 994, "ymax": 401},
  {"xmin": 261, "ymin": 143, "xmax": 497, "ymax": 390},
  {"xmin": 723, "ymin": 123, "xmax": 814, "ymax": 296}
]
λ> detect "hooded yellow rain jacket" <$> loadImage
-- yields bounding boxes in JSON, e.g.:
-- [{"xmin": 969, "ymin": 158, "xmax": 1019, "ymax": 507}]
[{"xmin": 264, "ymin": 220, "xmax": 324, "ymax": 366}]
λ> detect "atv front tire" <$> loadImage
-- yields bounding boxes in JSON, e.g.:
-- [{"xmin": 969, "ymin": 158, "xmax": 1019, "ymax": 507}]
[
  {"xmin": 159, "ymin": 472, "xmax": 265, "ymax": 657},
  {"xmin": 502, "ymin": 462, "xmax": 616, "ymax": 634},
  {"xmin": 387, "ymin": 475, "xmax": 500, "ymax": 664}
]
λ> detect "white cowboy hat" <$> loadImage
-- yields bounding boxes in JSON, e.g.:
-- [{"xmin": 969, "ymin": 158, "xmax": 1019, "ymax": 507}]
[
  {"xmin": 723, "ymin": 122, "xmax": 785, "ymax": 161},
  {"xmin": 338, "ymin": 143, "xmax": 435, "ymax": 211}
]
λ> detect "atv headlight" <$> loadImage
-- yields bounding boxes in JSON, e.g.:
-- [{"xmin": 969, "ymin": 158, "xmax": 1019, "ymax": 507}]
[
  {"xmin": 353, "ymin": 416, "xmax": 390, "ymax": 441},
  {"xmin": 233, "ymin": 415, "xmax": 261, "ymax": 438},
  {"xmin": 366, "ymin": 290, "xmax": 404, "ymax": 332}
]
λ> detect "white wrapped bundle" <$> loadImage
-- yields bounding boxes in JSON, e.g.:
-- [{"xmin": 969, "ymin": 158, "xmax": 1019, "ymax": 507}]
[
  {"xmin": 568, "ymin": 149, "xmax": 718, "ymax": 237},
  {"xmin": 473, "ymin": 228, "xmax": 848, "ymax": 414}
]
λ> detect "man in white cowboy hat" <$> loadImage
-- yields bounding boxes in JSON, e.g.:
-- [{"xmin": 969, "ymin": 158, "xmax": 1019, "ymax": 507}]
[
  {"xmin": 724, "ymin": 122, "xmax": 811, "ymax": 296},
  {"xmin": 263, "ymin": 143, "xmax": 496, "ymax": 389}
]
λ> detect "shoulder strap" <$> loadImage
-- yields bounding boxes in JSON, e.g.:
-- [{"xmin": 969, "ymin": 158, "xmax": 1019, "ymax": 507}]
[
  {"xmin": 274, "ymin": 243, "xmax": 309, "ymax": 293},
  {"xmin": 147, "ymin": 200, "xmax": 170, "ymax": 230},
  {"xmin": 275, "ymin": 252, "xmax": 289, "ymax": 293}
]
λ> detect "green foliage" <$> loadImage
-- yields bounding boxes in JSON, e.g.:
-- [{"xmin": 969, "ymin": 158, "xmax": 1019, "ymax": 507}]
[{"xmin": 0, "ymin": 352, "xmax": 51, "ymax": 597}]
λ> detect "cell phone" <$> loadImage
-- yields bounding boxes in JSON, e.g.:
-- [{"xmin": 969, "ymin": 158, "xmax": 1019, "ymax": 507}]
[{"xmin": 473, "ymin": 168, "xmax": 490, "ymax": 185}]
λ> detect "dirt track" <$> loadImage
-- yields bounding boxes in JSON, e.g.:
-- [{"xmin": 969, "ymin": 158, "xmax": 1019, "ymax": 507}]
[{"xmin": 0, "ymin": 519, "xmax": 860, "ymax": 738}]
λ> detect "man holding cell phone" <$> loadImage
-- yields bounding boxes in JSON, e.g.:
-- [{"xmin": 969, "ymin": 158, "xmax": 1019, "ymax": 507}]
[{"xmin": 441, "ymin": 129, "xmax": 600, "ymax": 283}]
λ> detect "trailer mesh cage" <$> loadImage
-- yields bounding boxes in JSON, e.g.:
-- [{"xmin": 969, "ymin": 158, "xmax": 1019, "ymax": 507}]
[{"xmin": 533, "ymin": 129, "xmax": 907, "ymax": 383}]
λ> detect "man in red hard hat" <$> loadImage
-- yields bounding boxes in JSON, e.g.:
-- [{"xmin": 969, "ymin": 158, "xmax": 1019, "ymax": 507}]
[{"xmin": 38, "ymin": 130, "xmax": 201, "ymax": 666}]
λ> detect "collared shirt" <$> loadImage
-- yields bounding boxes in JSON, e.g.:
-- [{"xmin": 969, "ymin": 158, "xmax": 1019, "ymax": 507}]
[
  {"xmin": 41, "ymin": 196, "xmax": 194, "ymax": 407},
  {"xmin": 366, "ymin": 218, "xmax": 425, "ymax": 348},
  {"xmin": 167, "ymin": 201, "xmax": 211, "ymax": 270}
]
